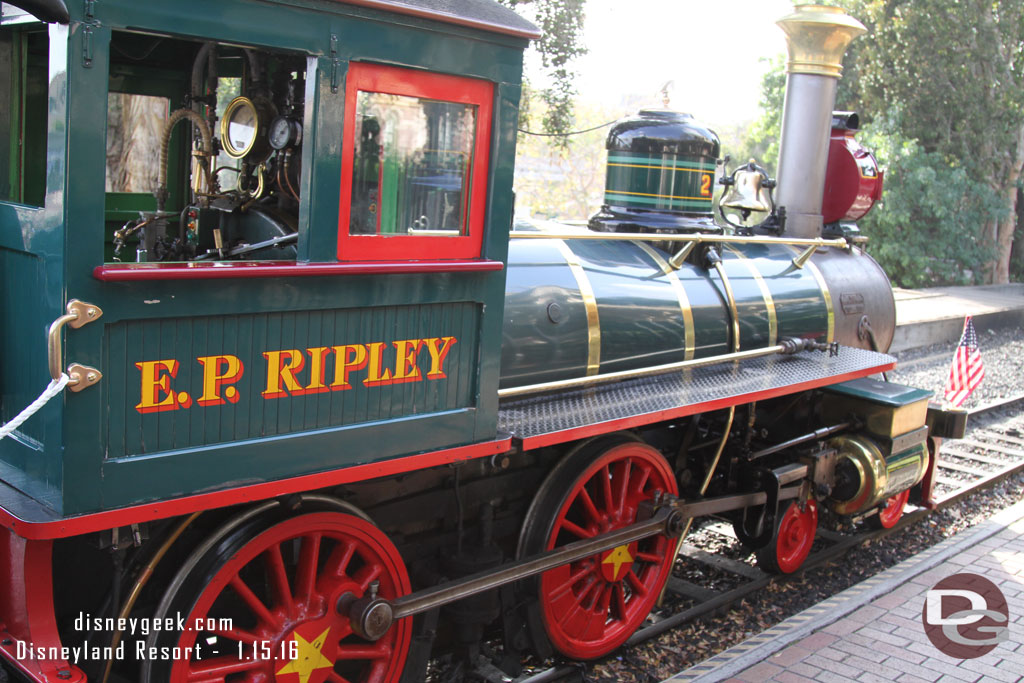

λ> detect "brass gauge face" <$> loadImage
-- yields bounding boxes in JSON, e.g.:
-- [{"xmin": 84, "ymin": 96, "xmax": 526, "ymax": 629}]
[{"xmin": 221, "ymin": 96, "xmax": 266, "ymax": 159}]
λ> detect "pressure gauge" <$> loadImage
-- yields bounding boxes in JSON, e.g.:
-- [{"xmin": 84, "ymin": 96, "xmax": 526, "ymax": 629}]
[
  {"xmin": 220, "ymin": 96, "xmax": 274, "ymax": 160},
  {"xmin": 269, "ymin": 116, "xmax": 302, "ymax": 150}
]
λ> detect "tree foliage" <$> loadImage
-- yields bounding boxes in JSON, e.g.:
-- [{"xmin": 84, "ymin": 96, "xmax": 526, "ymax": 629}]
[
  {"xmin": 855, "ymin": 114, "xmax": 1002, "ymax": 286},
  {"xmin": 497, "ymin": 0, "xmax": 587, "ymax": 137},
  {"xmin": 842, "ymin": 0, "xmax": 1024, "ymax": 283}
]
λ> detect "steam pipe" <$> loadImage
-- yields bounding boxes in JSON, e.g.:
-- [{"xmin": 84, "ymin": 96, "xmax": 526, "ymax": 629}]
[{"xmin": 774, "ymin": 5, "xmax": 865, "ymax": 238}]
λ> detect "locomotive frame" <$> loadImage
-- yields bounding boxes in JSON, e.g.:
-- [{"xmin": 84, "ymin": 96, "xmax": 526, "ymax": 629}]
[{"xmin": 0, "ymin": 1, "xmax": 962, "ymax": 682}]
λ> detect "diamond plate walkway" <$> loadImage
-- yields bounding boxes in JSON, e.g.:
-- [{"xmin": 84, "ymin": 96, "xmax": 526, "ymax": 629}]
[{"xmin": 663, "ymin": 499, "xmax": 1024, "ymax": 683}]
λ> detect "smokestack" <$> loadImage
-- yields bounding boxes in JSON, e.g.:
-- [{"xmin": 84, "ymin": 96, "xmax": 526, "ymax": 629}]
[{"xmin": 774, "ymin": 5, "xmax": 866, "ymax": 238}]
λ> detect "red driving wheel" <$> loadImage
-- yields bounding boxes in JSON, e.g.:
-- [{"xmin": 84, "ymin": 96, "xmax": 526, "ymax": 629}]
[
  {"xmin": 522, "ymin": 439, "xmax": 678, "ymax": 660},
  {"xmin": 870, "ymin": 488, "xmax": 910, "ymax": 530},
  {"xmin": 756, "ymin": 499, "xmax": 817, "ymax": 574},
  {"xmin": 153, "ymin": 512, "xmax": 411, "ymax": 683}
]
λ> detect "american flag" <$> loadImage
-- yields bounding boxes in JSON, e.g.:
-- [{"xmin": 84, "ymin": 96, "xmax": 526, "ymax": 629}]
[{"xmin": 944, "ymin": 316, "xmax": 984, "ymax": 407}]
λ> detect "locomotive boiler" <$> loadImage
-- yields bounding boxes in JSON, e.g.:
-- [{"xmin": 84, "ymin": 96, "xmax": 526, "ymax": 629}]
[{"xmin": 0, "ymin": 1, "xmax": 963, "ymax": 682}]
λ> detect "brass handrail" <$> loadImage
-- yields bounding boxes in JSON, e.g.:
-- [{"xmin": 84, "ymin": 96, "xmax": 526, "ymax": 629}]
[
  {"xmin": 509, "ymin": 230, "xmax": 849, "ymax": 249},
  {"xmin": 498, "ymin": 344, "xmax": 789, "ymax": 399},
  {"xmin": 47, "ymin": 300, "xmax": 102, "ymax": 380}
]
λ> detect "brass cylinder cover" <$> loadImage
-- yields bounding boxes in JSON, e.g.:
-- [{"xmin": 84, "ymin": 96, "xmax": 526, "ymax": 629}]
[
  {"xmin": 829, "ymin": 435, "xmax": 886, "ymax": 515},
  {"xmin": 829, "ymin": 435, "xmax": 928, "ymax": 515},
  {"xmin": 777, "ymin": 5, "xmax": 867, "ymax": 78}
]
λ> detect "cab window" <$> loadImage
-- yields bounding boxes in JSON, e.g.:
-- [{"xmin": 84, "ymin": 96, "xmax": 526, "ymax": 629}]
[
  {"xmin": 0, "ymin": 25, "xmax": 48, "ymax": 207},
  {"xmin": 338, "ymin": 63, "xmax": 492, "ymax": 261}
]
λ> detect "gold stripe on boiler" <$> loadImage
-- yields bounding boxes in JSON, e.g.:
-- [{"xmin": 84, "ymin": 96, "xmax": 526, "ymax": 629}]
[
  {"xmin": 724, "ymin": 245, "xmax": 778, "ymax": 346},
  {"xmin": 634, "ymin": 241, "xmax": 695, "ymax": 360},
  {"xmin": 556, "ymin": 239, "xmax": 601, "ymax": 375},
  {"xmin": 784, "ymin": 244, "xmax": 835, "ymax": 343}
]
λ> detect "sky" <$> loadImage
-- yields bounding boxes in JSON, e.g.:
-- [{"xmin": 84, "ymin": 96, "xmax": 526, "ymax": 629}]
[{"xmin": 531, "ymin": 0, "xmax": 798, "ymax": 127}]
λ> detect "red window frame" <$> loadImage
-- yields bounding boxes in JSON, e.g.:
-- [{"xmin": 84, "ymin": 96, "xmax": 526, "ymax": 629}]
[{"xmin": 337, "ymin": 63, "xmax": 494, "ymax": 261}]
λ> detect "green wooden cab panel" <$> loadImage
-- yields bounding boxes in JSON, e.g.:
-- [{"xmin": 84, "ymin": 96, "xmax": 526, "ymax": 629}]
[
  {"xmin": 0, "ymin": 0, "xmax": 526, "ymax": 516},
  {"xmin": 103, "ymin": 302, "xmax": 479, "ymax": 459}
]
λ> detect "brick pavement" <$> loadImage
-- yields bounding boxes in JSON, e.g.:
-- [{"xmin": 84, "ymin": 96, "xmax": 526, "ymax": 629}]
[{"xmin": 665, "ymin": 500, "xmax": 1024, "ymax": 683}]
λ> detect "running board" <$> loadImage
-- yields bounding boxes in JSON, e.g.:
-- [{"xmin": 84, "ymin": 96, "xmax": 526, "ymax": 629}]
[{"xmin": 498, "ymin": 345, "xmax": 895, "ymax": 450}]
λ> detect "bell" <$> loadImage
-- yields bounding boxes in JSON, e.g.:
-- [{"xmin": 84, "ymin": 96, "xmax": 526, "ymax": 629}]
[{"xmin": 721, "ymin": 160, "xmax": 773, "ymax": 213}]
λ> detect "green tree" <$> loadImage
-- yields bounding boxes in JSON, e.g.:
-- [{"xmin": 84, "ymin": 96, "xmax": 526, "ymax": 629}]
[
  {"xmin": 855, "ymin": 114, "xmax": 1001, "ymax": 286},
  {"xmin": 842, "ymin": 0, "xmax": 1024, "ymax": 283},
  {"xmin": 497, "ymin": 0, "xmax": 587, "ymax": 137}
]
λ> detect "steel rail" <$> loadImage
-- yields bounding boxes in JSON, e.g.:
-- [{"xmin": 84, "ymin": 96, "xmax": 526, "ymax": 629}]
[{"xmin": 967, "ymin": 392, "xmax": 1024, "ymax": 418}]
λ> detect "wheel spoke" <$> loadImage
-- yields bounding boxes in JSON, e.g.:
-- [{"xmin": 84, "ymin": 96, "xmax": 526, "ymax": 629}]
[
  {"xmin": 577, "ymin": 487, "xmax": 602, "ymax": 526},
  {"xmin": 548, "ymin": 564, "xmax": 597, "ymax": 600},
  {"xmin": 556, "ymin": 576, "xmax": 598, "ymax": 627},
  {"xmin": 209, "ymin": 626, "xmax": 260, "ymax": 648},
  {"xmin": 595, "ymin": 582, "xmax": 614, "ymax": 618},
  {"xmin": 633, "ymin": 466, "xmax": 651, "ymax": 503},
  {"xmin": 352, "ymin": 561, "xmax": 384, "ymax": 593},
  {"xmin": 187, "ymin": 654, "xmax": 264, "ymax": 679},
  {"xmin": 558, "ymin": 518, "xmax": 594, "ymax": 540},
  {"xmin": 265, "ymin": 543, "xmax": 296, "ymax": 620},
  {"xmin": 229, "ymin": 575, "xmax": 280, "ymax": 630},
  {"xmin": 295, "ymin": 532, "xmax": 322, "ymax": 605},
  {"xmin": 615, "ymin": 459, "xmax": 632, "ymax": 512},
  {"xmin": 624, "ymin": 568, "xmax": 647, "ymax": 597},
  {"xmin": 323, "ymin": 538, "xmax": 356, "ymax": 579},
  {"xmin": 600, "ymin": 464, "xmax": 614, "ymax": 513},
  {"xmin": 634, "ymin": 551, "xmax": 661, "ymax": 563},
  {"xmin": 335, "ymin": 642, "xmax": 392, "ymax": 660},
  {"xmin": 613, "ymin": 583, "xmax": 628, "ymax": 620}
]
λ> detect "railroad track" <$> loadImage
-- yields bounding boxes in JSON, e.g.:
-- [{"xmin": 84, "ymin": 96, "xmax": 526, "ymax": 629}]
[{"xmin": 511, "ymin": 393, "xmax": 1024, "ymax": 683}]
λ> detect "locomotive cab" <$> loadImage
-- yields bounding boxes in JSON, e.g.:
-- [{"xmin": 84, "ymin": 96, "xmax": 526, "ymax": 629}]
[{"xmin": 0, "ymin": 0, "xmax": 535, "ymax": 517}]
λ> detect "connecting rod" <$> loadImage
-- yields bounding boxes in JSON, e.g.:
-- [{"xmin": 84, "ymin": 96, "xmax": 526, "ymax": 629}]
[{"xmin": 344, "ymin": 473, "xmax": 806, "ymax": 641}]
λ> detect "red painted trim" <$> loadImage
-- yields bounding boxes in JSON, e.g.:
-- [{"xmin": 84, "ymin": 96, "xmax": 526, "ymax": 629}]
[
  {"xmin": 337, "ymin": 63, "xmax": 493, "ymax": 262},
  {"xmin": 515, "ymin": 362, "xmax": 897, "ymax": 451},
  {"xmin": 93, "ymin": 260, "xmax": 503, "ymax": 281},
  {"xmin": 0, "ymin": 438, "xmax": 511, "ymax": 540},
  {"xmin": 330, "ymin": 0, "xmax": 541, "ymax": 39},
  {"xmin": 0, "ymin": 531, "xmax": 86, "ymax": 682}
]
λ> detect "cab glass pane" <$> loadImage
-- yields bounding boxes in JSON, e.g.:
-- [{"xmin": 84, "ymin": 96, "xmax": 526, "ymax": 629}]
[{"xmin": 349, "ymin": 92, "xmax": 476, "ymax": 237}]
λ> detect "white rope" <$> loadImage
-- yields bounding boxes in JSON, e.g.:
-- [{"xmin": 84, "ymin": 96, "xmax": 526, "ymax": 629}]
[{"xmin": 0, "ymin": 374, "xmax": 70, "ymax": 440}]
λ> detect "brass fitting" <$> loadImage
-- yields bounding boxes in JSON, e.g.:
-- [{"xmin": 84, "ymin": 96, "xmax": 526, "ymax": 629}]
[{"xmin": 776, "ymin": 5, "xmax": 867, "ymax": 79}]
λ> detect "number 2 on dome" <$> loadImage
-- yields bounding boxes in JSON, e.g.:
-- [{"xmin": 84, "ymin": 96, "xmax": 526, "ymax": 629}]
[{"xmin": 700, "ymin": 173, "xmax": 712, "ymax": 197}]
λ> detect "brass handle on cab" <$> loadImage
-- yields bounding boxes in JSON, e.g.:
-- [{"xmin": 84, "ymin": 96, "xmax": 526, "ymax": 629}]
[{"xmin": 47, "ymin": 300, "xmax": 103, "ymax": 391}]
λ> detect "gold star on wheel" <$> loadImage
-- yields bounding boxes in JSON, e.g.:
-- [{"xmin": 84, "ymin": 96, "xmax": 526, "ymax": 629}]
[
  {"xmin": 602, "ymin": 544, "xmax": 634, "ymax": 581},
  {"xmin": 276, "ymin": 627, "xmax": 333, "ymax": 683}
]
